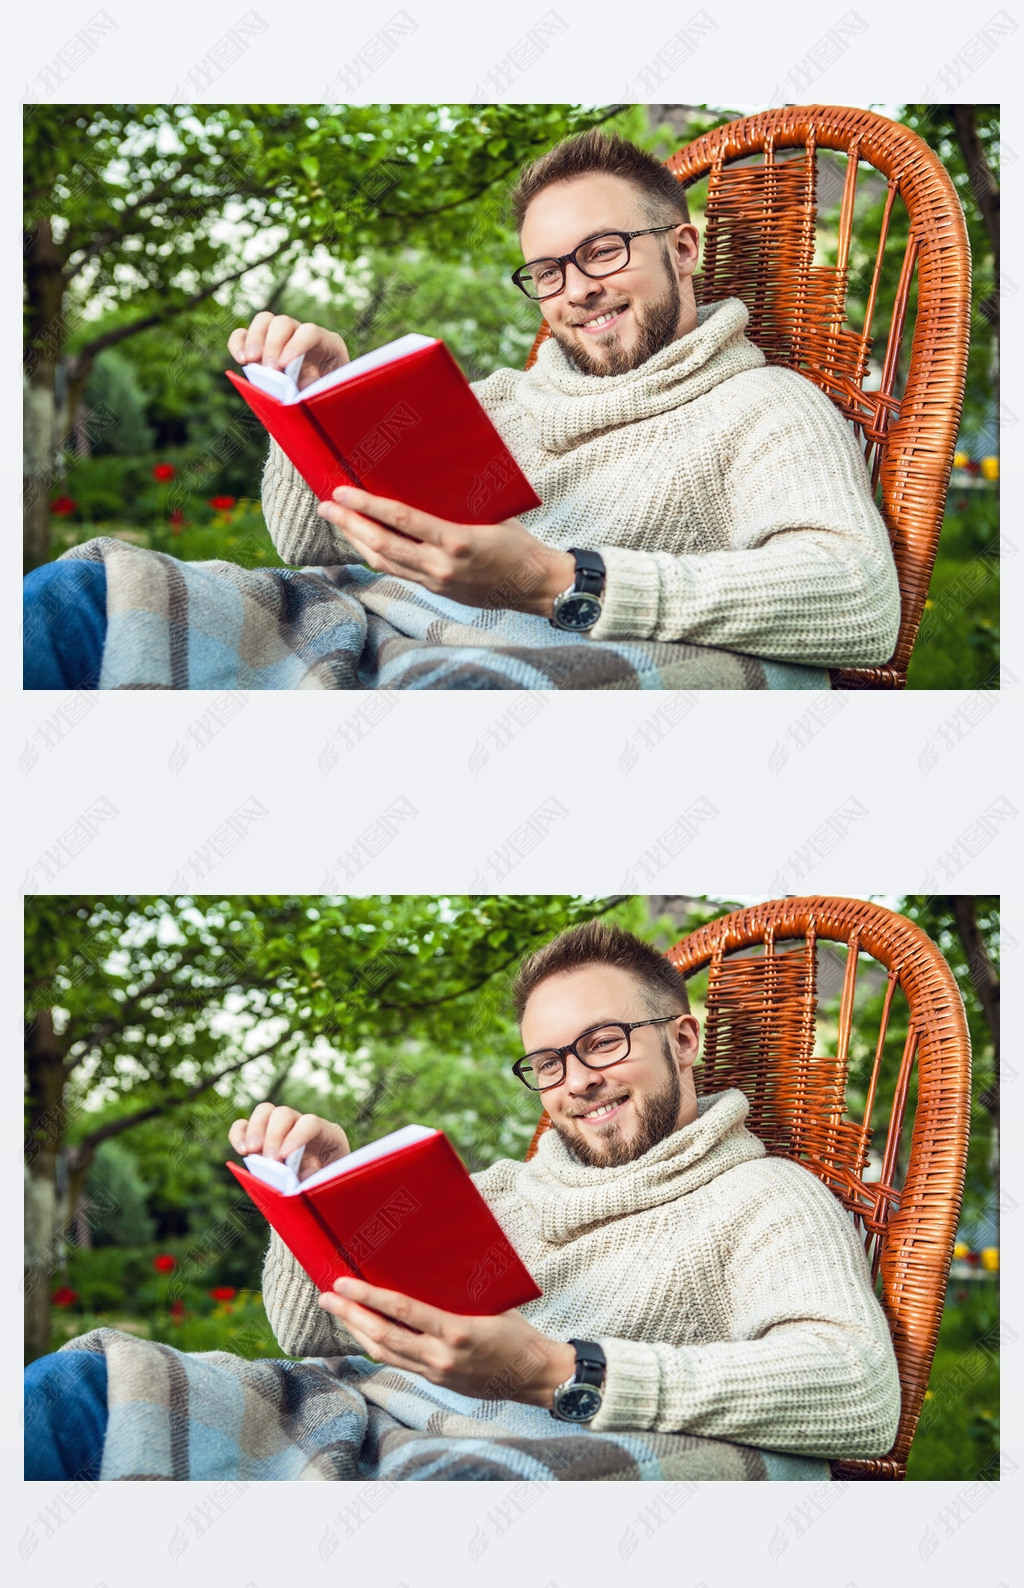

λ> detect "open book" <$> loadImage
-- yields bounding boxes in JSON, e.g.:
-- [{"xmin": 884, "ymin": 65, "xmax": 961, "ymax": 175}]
[
  {"xmin": 225, "ymin": 333, "xmax": 541, "ymax": 526},
  {"xmin": 228, "ymin": 1125, "xmax": 541, "ymax": 1314}
]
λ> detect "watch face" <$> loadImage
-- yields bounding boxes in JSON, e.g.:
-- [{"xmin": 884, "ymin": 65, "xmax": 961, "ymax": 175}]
[
  {"xmin": 556, "ymin": 1384, "xmax": 603, "ymax": 1421},
  {"xmin": 555, "ymin": 594, "xmax": 602, "ymax": 631}
]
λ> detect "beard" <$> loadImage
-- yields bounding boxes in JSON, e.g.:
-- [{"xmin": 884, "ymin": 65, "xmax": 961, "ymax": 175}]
[
  {"xmin": 551, "ymin": 253, "xmax": 682, "ymax": 377},
  {"xmin": 552, "ymin": 1041, "xmax": 683, "ymax": 1168}
]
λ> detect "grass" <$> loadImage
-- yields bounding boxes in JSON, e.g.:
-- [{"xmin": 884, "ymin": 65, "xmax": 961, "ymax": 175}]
[
  {"xmin": 906, "ymin": 1281, "xmax": 1000, "ymax": 1480},
  {"xmin": 907, "ymin": 484, "xmax": 1000, "ymax": 690},
  {"xmin": 50, "ymin": 480, "xmax": 998, "ymax": 689},
  {"xmin": 47, "ymin": 1278, "xmax": 999, "ymax": 1479}
]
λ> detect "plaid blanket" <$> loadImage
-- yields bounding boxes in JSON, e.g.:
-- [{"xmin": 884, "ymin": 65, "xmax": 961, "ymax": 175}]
[
  {"xmin": 59, "ymin": 539, "xmax": 829, "ymax": 690},
  {"xmin": 61, "ymin": 1329, "xmax": 830, "ymax": 1481}
]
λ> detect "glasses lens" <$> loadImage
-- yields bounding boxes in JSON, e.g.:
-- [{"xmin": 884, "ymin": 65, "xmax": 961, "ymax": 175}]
[
  {"xmin": 577, "ymin": 235, "xmax": 629, "ymax": 276},
  {"xmin": 518, "ymin": 260, "xmax": 562, "ymax": 299},
  {"xmin": 577, "ymin": 1025, "xmax": 630, "ymax": 1066},
  {"xmin": 519, "ymin": 1051, "xmax": 564, "ymax": 1089}
]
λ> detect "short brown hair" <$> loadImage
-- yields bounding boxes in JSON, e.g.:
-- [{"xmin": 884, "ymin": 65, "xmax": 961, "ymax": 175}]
[
  {"xmin": 511, "ymin": 919, "xmax": 690, "ymax": 1024},
  {"xmin": 510, "ymin": 129, "xmax": 690, "ymax": 234}
]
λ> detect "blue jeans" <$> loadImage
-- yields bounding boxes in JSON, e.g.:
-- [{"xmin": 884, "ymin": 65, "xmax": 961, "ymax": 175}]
[
  {"xmin": 24, "ymin": 1351, "xmax": 109, "ymax": 1480},
  {"xmin": 23, "ymin": 562, "xmax": 108, "ymax": 689}
]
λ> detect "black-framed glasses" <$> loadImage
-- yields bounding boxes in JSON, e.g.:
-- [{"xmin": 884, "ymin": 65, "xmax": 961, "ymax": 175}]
[
  {"xmin": 512, "ymin": 1016, "xmax": 676, "ymax": 1091},
  {"xmin": 511, "ymin": 226, "xmax": 679, "ymax": 300}
]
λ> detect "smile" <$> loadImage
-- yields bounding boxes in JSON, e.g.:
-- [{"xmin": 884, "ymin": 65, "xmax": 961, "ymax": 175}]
[
  {"xmin": 575, "ymin": 1097, "xmax": 628, "ymax": 1124},
  {"xmin": 575, "ymin": 306, "xmax": 628, "ymax": 334}
]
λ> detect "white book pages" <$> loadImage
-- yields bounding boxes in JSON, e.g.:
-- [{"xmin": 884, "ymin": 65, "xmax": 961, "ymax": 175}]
[
  {"xmin": 241, "ymin": 334, "xmax": 436, "ymax": 406},
  {"xmin": 242, "ymin": 1123, "xmax": 436, "ymax": 1196}
]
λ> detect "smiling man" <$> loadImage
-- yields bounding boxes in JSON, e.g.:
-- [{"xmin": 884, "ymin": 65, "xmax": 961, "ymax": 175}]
[
  {"xmin": 29, "ymin": 921, "xmax": 901, "ymax": 1481},
  {"xmin": 27, "ymin": 129, "xmax": 901, "ymax": 689}
]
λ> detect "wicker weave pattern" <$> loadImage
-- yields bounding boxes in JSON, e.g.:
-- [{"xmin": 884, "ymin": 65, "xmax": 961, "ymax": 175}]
[
  {"xmin": 523, "ymin": 106, "xmax": 971, "ymax": 688},
  {"xmin": 523, "ymin": 897, "xmax": 970, "ymax": 1478}
]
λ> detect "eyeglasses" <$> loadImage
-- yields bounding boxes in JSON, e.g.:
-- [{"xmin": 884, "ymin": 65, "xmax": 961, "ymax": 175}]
[
  {"xmin": 511, "ymin": 227, "xmax": 679, "ymax": 301},
  {"xmin": 512, "ymin": 1017, "xmax": 676, "ymax": 1091}
]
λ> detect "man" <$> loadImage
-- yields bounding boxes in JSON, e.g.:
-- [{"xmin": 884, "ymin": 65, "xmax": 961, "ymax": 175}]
[
  {"xmin": 26, "ymin": 922, "xmax": 901, "ymax": 1481},
  {"xmin": 25, "ymin": 130, "xmax": 900, "ymax": 689}
]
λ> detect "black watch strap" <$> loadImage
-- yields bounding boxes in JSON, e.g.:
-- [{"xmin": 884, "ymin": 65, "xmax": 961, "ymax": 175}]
[
  {"xmin": 567, "ymin": 1338, "xmax": 606, "ymax": 1386},
  {"xmin": 567, "ymin": 548, "xmax": 605, "ymax": 597}
]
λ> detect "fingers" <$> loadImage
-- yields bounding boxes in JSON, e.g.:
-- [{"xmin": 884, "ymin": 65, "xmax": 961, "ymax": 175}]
[
  {"xmin": 329, "ymin": 1278, "xmax": 442, "ymax": 1336},
  {"xmin": 278, "ymin": 1114, "xmax": 350, "ymax": 1175},
  {"xmin": 227, "ymin": 314, "xmax": 349, "ymax": 380},
  {"xmin": 328, "ymin": 488, "xmax": 442, "ymax": 547},
  {"xmin": 229, "ymin": 1102, "xmax": 298, "ymax": 1159},
  {"xmin": 319, "ymin": 507, "xmax": 428, "ymax": 580}
]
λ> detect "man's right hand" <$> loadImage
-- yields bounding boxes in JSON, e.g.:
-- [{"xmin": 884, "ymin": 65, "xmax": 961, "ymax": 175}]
[
  {"xmin": 227, "ymin": 313, "xmax": 349, "ymax": 390},
  {"xmin": 228, "ymin": 1103, "xmax": 350, "ymax": 1181}
]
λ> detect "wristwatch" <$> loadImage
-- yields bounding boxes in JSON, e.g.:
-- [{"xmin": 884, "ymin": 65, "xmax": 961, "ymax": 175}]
[
  {"xmin": 550, "ymin": 548, "xmax": 606, "ymax": 632},
  {"xmin": 550, "ymin": 1338, "xmax": 607, "ymax": 1423}
]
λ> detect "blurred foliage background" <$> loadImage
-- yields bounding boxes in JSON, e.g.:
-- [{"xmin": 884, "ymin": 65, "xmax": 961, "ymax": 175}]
[
  {"xmin": 24, "ymin": 893, "xmax": 999, "ymax": 1478},
  {"xmin": 23, "ymin": 103, "xmax": 999, "ymax": 685}
]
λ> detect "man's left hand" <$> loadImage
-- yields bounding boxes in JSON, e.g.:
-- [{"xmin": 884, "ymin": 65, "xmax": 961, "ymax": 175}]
[
  {"xmin": 316, "ymin": 487, "xmax": 575, "ymax": 615},
  {"xmin": 319, "ymin": 1277, "xmax": 576, "ymax": 1405}
]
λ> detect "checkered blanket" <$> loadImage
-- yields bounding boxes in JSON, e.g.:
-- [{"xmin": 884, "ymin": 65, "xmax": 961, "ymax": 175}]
[
  {"xmin": 61, "ymin": 1329, "xmax": 830, "ymax": 1481},
  {"xmin": 59, "ymin": 539, "xmax": 828, "ymax": 690}
]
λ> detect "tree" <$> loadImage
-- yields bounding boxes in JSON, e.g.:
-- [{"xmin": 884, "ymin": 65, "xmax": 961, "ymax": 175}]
[
  {"xmin": 23, "ymin": 103, "xmax": 617, "ymax": 568},
  {"xmin": 24, "ymin": 894, "xmax": 628, "ymax": 1360}
]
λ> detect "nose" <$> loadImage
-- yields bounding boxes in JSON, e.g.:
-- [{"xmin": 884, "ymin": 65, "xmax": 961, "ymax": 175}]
[
  {"xmin": 562, "ymin": 258, "xmax": 605, "ymax": 300},
  {"xmin": 562, "ymin": 1051, "xmax": 605, "ymax": 1092}
]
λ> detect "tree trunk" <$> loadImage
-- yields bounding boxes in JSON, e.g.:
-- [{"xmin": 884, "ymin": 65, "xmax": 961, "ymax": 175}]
[
  {"xmin": 24, "ymin": 1011, "xmax": 67, "ymax": 1362},
  {"xmin": 23, "ymin": 217, "xmax": 67, "ymax": 572},
  {"xmin": 950, "ymin": 896, "xmax": 1000, "ymax": 1202}
]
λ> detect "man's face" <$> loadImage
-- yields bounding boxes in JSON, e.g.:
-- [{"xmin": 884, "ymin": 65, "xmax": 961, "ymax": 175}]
[
  {"xmin": 520, "ymin": 963, "xmax": 700, "ymax": 1167},
  {"xmin": 518, "ymin": 172, "xmax": 700, "ymax": 377}
]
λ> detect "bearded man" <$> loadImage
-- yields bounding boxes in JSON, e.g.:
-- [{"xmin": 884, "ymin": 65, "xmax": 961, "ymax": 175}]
[
  {"xmin": 25, "ymin": 131, "xmax": 899, "ymax": 689},
  {"xmin": 26, "ymin": 921, "xmax": 900, "ymax": 1481}
]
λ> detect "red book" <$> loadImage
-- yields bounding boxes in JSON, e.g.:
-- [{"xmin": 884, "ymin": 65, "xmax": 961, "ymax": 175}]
[
  {"xmin": 225, "ymin": 334, "xmax": 541, "ymax": 525},
  {"xmin": 227, "ymin": 1125, "xmax": 541, "ymax": 1315}
]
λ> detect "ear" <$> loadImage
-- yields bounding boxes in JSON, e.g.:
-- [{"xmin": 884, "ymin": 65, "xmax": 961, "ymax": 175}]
[
  {"xmin": 670, "ymin": 224, "xmax": 701, "ymax": 283},
  {"xmin": 670, "ymin": 1012, "xmax": 701, "ymax": 1073}
]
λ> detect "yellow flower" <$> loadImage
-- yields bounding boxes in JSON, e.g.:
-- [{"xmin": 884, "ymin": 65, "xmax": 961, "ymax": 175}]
[
  {"xmin": 954, "ymin": 451, "xmax": 970, "ymax": 469},
  {"xmin": 981, "ymin": 1247, "xmax": 999, "ymax": 1271},
  {"xmin": 980, "ymin": 456, "xmax": 999, "ymax": 481},
  {"xmin": 953, "ymin": 1241, "xmax": 969, "ymax": 1259}
]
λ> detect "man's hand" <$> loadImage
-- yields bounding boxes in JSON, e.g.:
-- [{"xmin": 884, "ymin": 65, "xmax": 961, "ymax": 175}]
[
  {"xmin": 228, "ymin": 1103, "xmax": 350, "ymax": 1181},
  {"xmin": 320, "ymin": 1277, "xmax": 577, "ymax": 1406},
  {"xmin": 227, "ymin": 312, "xmax": 349, "ymax": 391},
  {"xmin": 317, "ymin": 485, "xmax": 575, "ymax": 616}
]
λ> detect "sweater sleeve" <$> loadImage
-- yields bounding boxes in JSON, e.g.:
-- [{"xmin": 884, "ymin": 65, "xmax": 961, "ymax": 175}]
[
  {"xmin": 587, "ymin": 1165, "xmax": 902, "ymax": 1460},
  {"xmin": 260, "ymin": 441, "xmax": 366, "ymax": 568},
  {"xmin": 261, "ymin": 1232, "xmax": 366, "ymax": 1358},
  {"xmin": 589, "ymin": 375, "xmax": 902, "ymax": 668}
]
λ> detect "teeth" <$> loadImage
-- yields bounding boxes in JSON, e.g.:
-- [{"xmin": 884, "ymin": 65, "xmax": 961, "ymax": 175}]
[
  {"xmin": 584, "ymin": 309, "xmax": 623, "ymax": 328},
  {"xmin": 582, "ymin": 1100, "xmax": 624, "ymax": 1119}
]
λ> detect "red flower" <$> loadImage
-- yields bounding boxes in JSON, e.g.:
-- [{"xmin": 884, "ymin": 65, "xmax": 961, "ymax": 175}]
[
  {"xmin": 169, "ymin": 1299, "xmax": 186, "ymax": 1319},
  {"xmin": 168, "ymin": 508, "xmax": 185, "ymax": 530},
  {"xmin": 51, "ymin": 1286, "xmax": 79, "ymax": 1307},
  {"xmin": 153, "ymin": 463, "xmax": 176, "ymax": 482},
  {"xmin": 209, "ymin": 1287, "xmax": 237, "ymax": 1302},
  {"xmin": 153, "ymin": 1253, "xmax": 177, "ymax": 1273},
  {"xmin": 50, "ymin": 495, "xmax": 77, "ymax": 516},
  {"xmin": 209, "ymin": 495, "xmax": 236, "ymax": 511}
]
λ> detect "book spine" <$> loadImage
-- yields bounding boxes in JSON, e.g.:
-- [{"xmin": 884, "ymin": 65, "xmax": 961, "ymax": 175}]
[
  {"xmin": 302, "ymin": 405, "xmax": 367, "ymax": 491},
  {"xmin": 302, "ymin": 1195, "xmax": 367, "ymax": 1279}
]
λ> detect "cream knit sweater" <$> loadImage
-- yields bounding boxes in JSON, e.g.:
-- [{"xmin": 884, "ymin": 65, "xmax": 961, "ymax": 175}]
[
  {"xmin": 260, "ymin": 299, "xmax": 901, "ymax": 668},
  {"xmin": 262, "ymin": 1090, "xmax": 901, "ymax": 1459}
]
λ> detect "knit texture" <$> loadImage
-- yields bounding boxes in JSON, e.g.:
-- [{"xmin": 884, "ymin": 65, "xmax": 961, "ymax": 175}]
[
  {"xmin": 260, "ymin": 299, "xmax": 901, "ymax": 668},
  {"xmin": 263, "ymin": 1090, "xmax": 901, "ymax": 1459}
]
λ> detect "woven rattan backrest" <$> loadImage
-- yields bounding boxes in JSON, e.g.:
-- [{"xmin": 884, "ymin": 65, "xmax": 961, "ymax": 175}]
[
  {"xmin": 523, "ymin": 107, "xmax": 971, "ymax": 689},
  {"xmin": 523, "ymin": 897, "xmax": 971, "ymax": 1478}
]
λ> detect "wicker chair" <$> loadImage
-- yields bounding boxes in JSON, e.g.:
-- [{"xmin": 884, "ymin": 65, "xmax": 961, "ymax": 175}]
[
  {"xmin": 525, "ymin": 106, "xmax": 972, "ymax": 689},
  {"xmin": 526, "ymin": 896, "xmax": 972, "ymax": 1479}
]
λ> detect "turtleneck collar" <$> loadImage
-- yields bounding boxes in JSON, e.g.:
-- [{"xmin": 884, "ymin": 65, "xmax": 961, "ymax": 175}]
[
  {"xmin": 518, "ymin": 297, "xmax": 765, "ymax": 454},
  {"xmin": 520, "ymin": 1088, "xmax": 765, "ymax": 1245}
]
